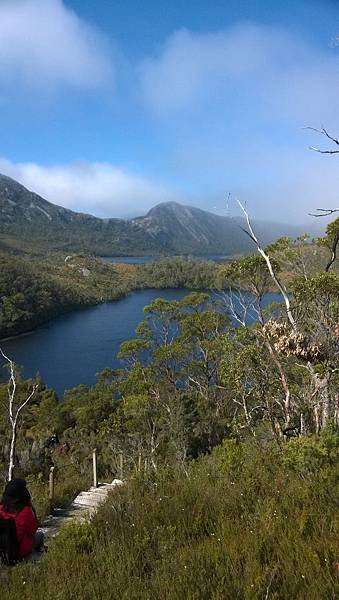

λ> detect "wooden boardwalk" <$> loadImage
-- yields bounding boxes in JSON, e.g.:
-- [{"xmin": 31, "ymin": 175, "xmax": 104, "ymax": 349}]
[{"xmin": 40, "ymin": 479, "xmax": 123, "ymax": 545}]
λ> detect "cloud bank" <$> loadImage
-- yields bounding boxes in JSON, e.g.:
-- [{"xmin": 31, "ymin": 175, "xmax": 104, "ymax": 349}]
[
  {"xmin": 0, "ymin": 0, "xmax": 113, "ymax": 91},
  {"xmin": 0, "ymin": 159, "xmax": 176, "ymax": 218},
  {"xmin": 138, "ymin": 24, "xmax": 339, "ymax": 222},
  {"xmin": 139, "ymin": 24, "xmax": 339, "ymax": 124}
]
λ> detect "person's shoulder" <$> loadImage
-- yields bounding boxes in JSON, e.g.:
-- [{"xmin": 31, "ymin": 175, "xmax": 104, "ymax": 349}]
[{"xmin": 16, "ymin": 505, "xmax": 35, "ymax": 521}]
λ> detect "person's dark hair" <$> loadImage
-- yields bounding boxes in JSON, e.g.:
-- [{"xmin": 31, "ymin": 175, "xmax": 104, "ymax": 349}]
[{"xmin": 1, "ymin": 478, "xmax": 31, "ymax": 513}]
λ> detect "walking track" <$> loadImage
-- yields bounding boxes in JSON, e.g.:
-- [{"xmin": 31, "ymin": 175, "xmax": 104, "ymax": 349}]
[{"xmin": 34, "ymin": 480, "xmax": 123, "ymax": 556}]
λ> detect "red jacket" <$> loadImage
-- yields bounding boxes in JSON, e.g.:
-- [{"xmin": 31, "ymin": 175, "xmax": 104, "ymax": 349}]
[{"xmin": 0, "ymin": 504, "xmax": 38, "ymax": 557}]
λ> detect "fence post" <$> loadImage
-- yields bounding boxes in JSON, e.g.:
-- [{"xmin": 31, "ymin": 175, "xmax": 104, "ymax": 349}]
[
  {"xmin": 49, "ymin": 466, "xmax": 55, "ymax": 513},
  {"xmin": 119, "ymin": 451, "xmax": 123, "ymax": 480},
  {"xmin": 93, "ymin": 448, "xmax": 98, "ymax": 488}
]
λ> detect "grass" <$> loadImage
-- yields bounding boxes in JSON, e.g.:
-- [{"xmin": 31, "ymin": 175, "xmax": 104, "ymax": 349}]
[{"xmin": 1, "ymin": 432, "xmax": 338, "ymax": 599}]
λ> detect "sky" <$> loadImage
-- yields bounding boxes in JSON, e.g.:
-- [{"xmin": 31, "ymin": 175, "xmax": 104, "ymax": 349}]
[{"xmin": 0, "ymin": 0, "xmax": 338, "ymax": 223}]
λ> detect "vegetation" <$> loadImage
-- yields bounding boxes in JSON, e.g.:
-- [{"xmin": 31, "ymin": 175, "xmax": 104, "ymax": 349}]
[
  {"xmin": 0, "ymin": 253, "xmax": 222, "ymax": 339},
  {"xmin": 1, "ymin": 237, "xmax": 333, "ymax": 341},
  {"xmin": 138, "ymin": 255, "xmax": 220, "ymax": 288},
  {"xmin": 0, "ymin": 253, "xmax": 91, "ymax": 339},
  {"xmin": 0, "ymin": 218, "xmax": 338, "ymax": 598},
  {"xmin": 1, "ymin": 433, "xmax": 338, "ymax": 599}
]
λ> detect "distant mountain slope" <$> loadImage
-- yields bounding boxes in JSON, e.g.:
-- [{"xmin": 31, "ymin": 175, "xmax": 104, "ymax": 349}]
[
  {"xmin": 0, "ymin": 173, "xmax": 319, "ymax": 256},
  {"xmin": 133, "ymin": 202, "xmax": 313, "ymax": 255},
  {"xmin": 0, "ymin": 173, "xmax": 161, "ymax": 255}
]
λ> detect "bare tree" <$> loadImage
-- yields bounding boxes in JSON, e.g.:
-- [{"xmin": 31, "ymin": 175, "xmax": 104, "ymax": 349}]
[
  {"xmin": 236, "ymin": 198, "xmax": 297, "ymax": 330},
  {"xmin": 0, "ymin": 348, "xmax": 38, "ymax": 481}
]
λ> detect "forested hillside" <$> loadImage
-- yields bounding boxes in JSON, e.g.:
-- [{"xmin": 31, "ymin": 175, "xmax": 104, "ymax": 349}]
[
  {"xmin": 0, "ymin": 253, "xmax": 136, "ymax": 338},
  {"xmin": 0, "ymin": 253, "xmax": 221, "ymax": 338},
  {"xmin": 0, "ymin": 218, "xmax": 338, "ymax": 598},
  {"xmin": 0, "ymin": 226, "xmax": 332, "ymax": 340}
]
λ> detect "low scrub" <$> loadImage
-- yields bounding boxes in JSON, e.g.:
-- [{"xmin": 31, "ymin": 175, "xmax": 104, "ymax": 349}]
[{"xmin": 2, "ymin": 433, "xmax": 338, "ymax": 599}]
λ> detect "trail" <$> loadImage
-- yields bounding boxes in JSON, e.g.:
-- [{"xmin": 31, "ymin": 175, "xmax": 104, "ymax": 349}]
[{"xmin": 33, "ymin": 480, "xmax": 123, "ymax": 557}]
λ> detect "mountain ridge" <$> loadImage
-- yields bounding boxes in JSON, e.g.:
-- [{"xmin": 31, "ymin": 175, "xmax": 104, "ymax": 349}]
[{"xmin": 0, "ymin": 173, "xmax": 321, "ymax": 256}]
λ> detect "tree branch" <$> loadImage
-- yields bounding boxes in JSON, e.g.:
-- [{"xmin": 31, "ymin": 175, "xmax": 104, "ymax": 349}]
[
  {"xmin": 305, "ymin": 126, "xmax": 339, "ymax": 154},
  {"xmin": 307, "ymin": 209, "xmax": 339, "ymax": 271},
  {"xmin": 0, "ymin": 346, "xmax": 38, "ymax": 480},
  {"xmin": 308, "ymin": 208, "xmax": 339, "ymax": 217},
  {"xmin": 237, "ymin": 199, "xmax": 297, "ymax": 330},
  {"xmin": 325, "ymin": 231, "xmax": 339, "ymax": 272}
]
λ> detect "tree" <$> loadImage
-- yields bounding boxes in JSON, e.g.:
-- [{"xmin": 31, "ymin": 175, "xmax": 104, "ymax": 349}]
[
  {"xmin": 236, "ymin": 201, "xmax": 339, "ymax": 434},
  {"xmin": 0, "ymin": 348, "xmax": 38, "ymax": 480},
  {"xmin": 316, "ymin": 218, "xmax": 339, "ymax": 272}
]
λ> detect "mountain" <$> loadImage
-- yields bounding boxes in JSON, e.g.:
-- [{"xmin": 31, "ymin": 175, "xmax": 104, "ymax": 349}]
[
  {"xmin": 0, "ymin": 173, "xmax": 160, "ymax": 255},
  {"xmin": 0, "ymin": 173, "xmax": 320, "ymax": 256},
  {"xmin": 133, "ymin": 202, "xmax": 315, "ymax": 255}
]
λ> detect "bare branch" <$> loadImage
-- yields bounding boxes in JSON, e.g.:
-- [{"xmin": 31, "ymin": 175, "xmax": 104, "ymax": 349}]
[
  {"xmin": 237, "ymin": 199, "xmax": 297, "ymax": 330},
  {"xmin": 308, "ymin": 208, "xmax": 339, "ymax": 217},
  {"xmin": 305, "ymin": 126, "xmax": 339, "ymax": 146},
  {"xmin": 304, "ymin": 126, "xmax": 339, "ymax": 154},
  {"xmin": 0, "ymin": 346, "xmax": 38, "ymax": 480},
  {"xmin": 16, "ymin": 384, "xmax": 39, "ymax": 417},
  {"xmin": 325, "ymin": 231, "xmax": 339, "ymax": 272},
  {"xmin": 308, "ymin": 147, "xmax": 339, "ymax": 155}
]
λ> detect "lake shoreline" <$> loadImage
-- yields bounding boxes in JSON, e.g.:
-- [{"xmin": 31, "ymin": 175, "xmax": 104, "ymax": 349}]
[
  {"xmin": 0, "ymin": 253, "xmax": 233, "ymax": 342},
  {"xmin": 0, "ymin": 278, "xmax": 278, "ymax": 343},
  {"xmin": 0, "ymin": 288, "xmax": 282, "ymax": 396},
  {"xmin": 0, "ymin": 284, "xmax": 194, "ymax": 342}
]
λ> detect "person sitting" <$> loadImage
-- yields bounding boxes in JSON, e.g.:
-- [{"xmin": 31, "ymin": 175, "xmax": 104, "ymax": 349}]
[{"xmin": 0, "ymin": 478, "xmax": 44, "ymax": 559}]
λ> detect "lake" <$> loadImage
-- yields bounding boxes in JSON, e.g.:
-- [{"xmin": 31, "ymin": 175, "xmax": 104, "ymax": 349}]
[{"xmin": 0, "ymin": 289, "xmax": 280, "ymax": 397}]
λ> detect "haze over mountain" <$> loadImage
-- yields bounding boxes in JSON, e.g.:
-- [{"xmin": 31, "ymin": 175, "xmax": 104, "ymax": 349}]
[{"xmin": 0, "ymin": 174, "xmax": 322, "ymax": 256}]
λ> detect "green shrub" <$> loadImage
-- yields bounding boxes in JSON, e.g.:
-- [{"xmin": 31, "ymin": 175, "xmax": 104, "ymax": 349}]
[
  {"xmin": 282, "ymin": 428, "xmax": 339, "ymax": 474},
  {"xmin": 2, "ymin": 436, "xmax": 337, "ymax": 599}
]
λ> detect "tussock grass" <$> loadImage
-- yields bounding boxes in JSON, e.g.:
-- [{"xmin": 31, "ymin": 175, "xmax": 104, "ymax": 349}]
[{"xmin": 1, "ymin": 433, "xmax": 338, "ymax": 599}]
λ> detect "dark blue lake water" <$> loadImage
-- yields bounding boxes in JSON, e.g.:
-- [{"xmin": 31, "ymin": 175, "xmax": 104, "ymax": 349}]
[{"xmin": 0, "ymin": 289, "xmax": 280, "ymax": 398}]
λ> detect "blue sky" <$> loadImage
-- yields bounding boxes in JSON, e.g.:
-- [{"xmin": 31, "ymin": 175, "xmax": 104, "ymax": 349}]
[{"xmin": 0, "ymin": 0, "xmax": 338, "ymax": 222}]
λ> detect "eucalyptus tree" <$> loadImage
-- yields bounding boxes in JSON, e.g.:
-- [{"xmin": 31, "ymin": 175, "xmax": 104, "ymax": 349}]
[
  {"xmin": 111, "ymin": 293, "xmax": 232, "ymax": 469},
  {"xmin": 234, "ymin": 202, "xmax": 339, "ymax": 434}
]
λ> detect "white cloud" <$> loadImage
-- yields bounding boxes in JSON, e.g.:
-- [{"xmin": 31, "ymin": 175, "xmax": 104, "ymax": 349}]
[
  {"xmin": 0, "ymin": 0, "xmax": 113, "ymax": 91},
  {"xmin": 137, "ymin": 23, "xmax": 339, "ymax": 223},
  {"xmin": 172, "ymin": 133, "xmax": 339, "ymax": 223},
  {"xmin": 139, "ymin": 24, "xmax": 339, "ymax": 123},
  {"xmin": 0, "ymin": 159, "xmax": 176, "ymax": 217}
]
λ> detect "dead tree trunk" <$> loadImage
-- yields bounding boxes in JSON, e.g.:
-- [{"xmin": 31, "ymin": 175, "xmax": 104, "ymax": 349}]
[{"xmin": 0, "ymin": 348, "xmax": 38, "ymax": 480}]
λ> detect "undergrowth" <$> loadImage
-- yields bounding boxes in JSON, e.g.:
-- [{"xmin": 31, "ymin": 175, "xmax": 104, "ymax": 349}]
[{"xmin": 1, "ymin": 432, "xmax": 338, "ymax": 599}]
